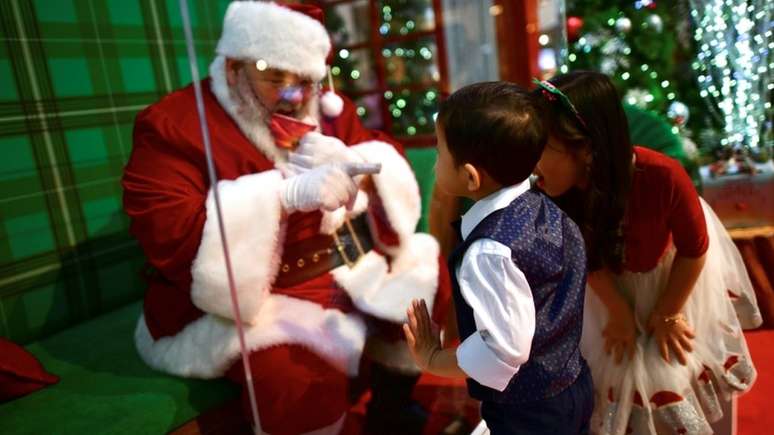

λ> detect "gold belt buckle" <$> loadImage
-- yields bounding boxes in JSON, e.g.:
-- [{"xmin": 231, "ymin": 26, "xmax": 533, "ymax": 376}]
[{"xmin": 332, "ymin": 217, "xmax": 366, "ymax": 268}]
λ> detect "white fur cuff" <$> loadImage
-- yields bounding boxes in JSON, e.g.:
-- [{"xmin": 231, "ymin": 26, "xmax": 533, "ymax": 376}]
[
  {"xmin": 135, "ymin": 295, "xmax": 367, "ymax": 379},
  {"xmin": 332, "ymin": 233, "xmax": 440, "ymax": 323},
  {"xmin": 191, "ymin": 170, "xmax": 284, "ymax": 324}
]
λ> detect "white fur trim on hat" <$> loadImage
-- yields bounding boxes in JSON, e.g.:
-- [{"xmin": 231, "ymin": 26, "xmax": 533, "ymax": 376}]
[{"xmin": 216, "ymin": 2, "xmax": 331, "ymax": 81}]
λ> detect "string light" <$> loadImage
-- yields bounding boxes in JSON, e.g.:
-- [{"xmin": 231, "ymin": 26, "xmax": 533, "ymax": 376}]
[
  {"xmin": 566, "ymin": 9, "xmax": 685, "ymax": 114},
  {"xmin": 688, "ymin": 0, "xmax": 772, "ymax": 151}
]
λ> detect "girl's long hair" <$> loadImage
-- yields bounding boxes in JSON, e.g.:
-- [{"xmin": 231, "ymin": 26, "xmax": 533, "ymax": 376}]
[{"xmin": 534, "ymin": 71, "xmax": 633, "ymax": 272}]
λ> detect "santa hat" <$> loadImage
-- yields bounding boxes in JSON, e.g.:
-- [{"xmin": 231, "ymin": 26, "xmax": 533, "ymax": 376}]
[{"xmin": 215, "ymin": 1, "xmax": 331, "ymax": 82}]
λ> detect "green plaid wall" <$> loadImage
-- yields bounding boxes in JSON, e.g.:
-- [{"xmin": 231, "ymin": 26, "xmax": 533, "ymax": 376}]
[{"xmin": 0, "ymin": 0, "xmax": 230, "ymax": 344}]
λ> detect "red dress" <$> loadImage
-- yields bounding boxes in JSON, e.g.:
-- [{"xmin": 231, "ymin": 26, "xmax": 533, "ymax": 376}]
[{"xmin": 623, "ymin": 146, "xmax": 709, "ymax": 272}]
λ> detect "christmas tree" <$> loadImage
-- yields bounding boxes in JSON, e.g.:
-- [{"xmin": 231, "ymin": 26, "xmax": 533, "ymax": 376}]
[
  {"xmin": 687, "ymin": 0, "xmax": 772, "ymax": 163},
  {"xmin": 565, "ymin": 0, "xmax": 701, "ymax": 130},
  {"xmin": 565, "ymin": 0, "xmax": 772, "ymax": 163}
]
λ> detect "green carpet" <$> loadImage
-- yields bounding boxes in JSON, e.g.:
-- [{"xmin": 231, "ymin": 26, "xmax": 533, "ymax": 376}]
[{"xmin": 0, "ymin": 302, "xmax": 238, "ymax": 435}]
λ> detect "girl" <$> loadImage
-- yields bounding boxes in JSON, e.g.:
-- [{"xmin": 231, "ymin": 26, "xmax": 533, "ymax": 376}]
[{"xmin": 531, "ymin": 71, "xmax": 760, "ymax": 435}]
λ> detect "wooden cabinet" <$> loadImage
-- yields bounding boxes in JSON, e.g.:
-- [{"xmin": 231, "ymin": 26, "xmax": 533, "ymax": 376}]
[{"xmin": 700, "ymin": 163, "xmax": 774, "ymax": 229}]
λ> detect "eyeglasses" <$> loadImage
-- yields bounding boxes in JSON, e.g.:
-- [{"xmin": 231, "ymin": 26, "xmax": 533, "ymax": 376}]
[
  {"xmin": 255, "ymin": 77, "xmax": 320, "ymax": 92},
  {"xmin": 250, "ymin": 73, "xmax": 320, "ymax": 106},
  {"xmin": 533, "ymin": 78, "xmax": 588, "ymax": 130},
  {"xmin": 250, "ymin": 60, "xmax": 319, "ymax": 91}
]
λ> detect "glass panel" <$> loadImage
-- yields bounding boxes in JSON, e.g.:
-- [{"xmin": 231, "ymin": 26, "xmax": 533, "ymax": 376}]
[
  {"xmin": 331, "ymin": 48, "xmax": 377, "ymax": 93},
  {"xmin": 536, "ymin": 0, "xmax": 567, "ymax": 79},
  {"xmin": 324, "ymin": 0, "xmax": 371, "ymax": 46},
  {"xmin": 441, "ymin": 0, "xmax": 500, "ymax": 90},
  {"xmin": 385, "ymin": 87, "xmax": 439, "ymax": 137},
  {"xmin": 353, "ymin": 93, "xmax": 385, "ymax": 130},
  {"xmin": 383, "ymin": 37, "xmax": 439, "ymax": 87},
  {"xmin": 378, "ymin": 0, "xmax": 435, "ymax": 37}
]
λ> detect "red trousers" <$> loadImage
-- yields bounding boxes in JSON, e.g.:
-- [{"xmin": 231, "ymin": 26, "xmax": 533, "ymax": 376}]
[
  {"xmin": 225, "ymin": 256, "xmax": 452, "ymax": 434},
  {"xmin": 226, "ymin": 344, "xmax": 349, "ymax": 435}
]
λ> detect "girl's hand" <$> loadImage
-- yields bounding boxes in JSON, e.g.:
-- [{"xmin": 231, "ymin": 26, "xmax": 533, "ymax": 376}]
[
  {"xmin": 648, "ymin": 312, "xmax": 695, "ymax": 365},
  {"xmin": 403, "ymin": 299, "xmax": 441, "ymax": 371},
  {"xmin": 602, "ymin": 302, "xmax": 637, "ymax": 364}
]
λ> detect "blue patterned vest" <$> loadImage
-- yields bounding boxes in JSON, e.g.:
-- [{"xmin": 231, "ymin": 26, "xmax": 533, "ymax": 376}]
[{"xmin": 450, "ymin": 189, "xmax": 588, "ymax": 403}]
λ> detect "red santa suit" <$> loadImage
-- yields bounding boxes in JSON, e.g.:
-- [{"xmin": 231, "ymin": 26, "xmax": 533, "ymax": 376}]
[{"xmin": 121, "ymin": 3, "xmax": 449, "ymax": 434}]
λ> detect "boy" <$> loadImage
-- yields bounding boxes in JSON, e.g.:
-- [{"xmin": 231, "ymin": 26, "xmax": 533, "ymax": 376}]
[{"xmin": 404, "ymin": 82, "xmax": 593, "ymax": 434}]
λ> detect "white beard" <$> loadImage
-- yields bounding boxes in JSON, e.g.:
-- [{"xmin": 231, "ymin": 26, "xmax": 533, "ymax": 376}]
[{"xmin": 208, "ymin": 55, "xmax": 321, "ymax": 164}]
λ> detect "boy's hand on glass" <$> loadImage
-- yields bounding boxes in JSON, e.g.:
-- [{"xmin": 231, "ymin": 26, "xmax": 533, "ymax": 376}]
[
  {"xmin": 648, "ymin": 312, "xmax": 695, "ymax": 365},
  {"xmin": 602, "ymin": 302, "xmax": 637, "ymax": 364},
  {"xmin": 403, "ymin": 299, "xmax": 441, "ymax": 371}
]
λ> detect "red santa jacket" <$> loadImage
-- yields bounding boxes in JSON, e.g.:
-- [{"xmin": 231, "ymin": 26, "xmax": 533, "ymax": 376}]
[{"xmin": 122, "ymin": 74, "xmax": 445, "ymax": 379}]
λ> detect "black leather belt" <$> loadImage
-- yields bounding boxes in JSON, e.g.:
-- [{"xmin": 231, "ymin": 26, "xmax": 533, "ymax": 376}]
[{"xmin": 274, "ymin": 214, "xmax": 374, "ymax": 288}]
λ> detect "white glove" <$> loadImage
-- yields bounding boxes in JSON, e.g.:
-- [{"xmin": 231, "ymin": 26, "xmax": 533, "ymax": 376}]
[
  {"xmin": 288, "ymin": 132, "xmax": 363, "ymax": 172},
  {"xmin": 280, "ymin": 162, "xmax": 381, "ymax": 213}
]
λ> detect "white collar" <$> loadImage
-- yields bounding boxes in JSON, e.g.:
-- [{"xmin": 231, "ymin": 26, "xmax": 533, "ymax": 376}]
[{"xmin": 460, "ymin": 179, "xmax": 531, "ymax": 240}]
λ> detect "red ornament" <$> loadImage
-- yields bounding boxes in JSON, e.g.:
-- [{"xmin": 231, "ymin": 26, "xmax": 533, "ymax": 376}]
[
  {"xmin": 269, "ymin": 114, "xmax": 316, "ymax": 150},
  {"xmin": 567, "ymin": 16, "xmax": 584, "ymax": 43}
]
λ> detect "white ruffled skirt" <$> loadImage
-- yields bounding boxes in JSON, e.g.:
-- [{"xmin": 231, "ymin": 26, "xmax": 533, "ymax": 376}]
[{"xmin": 581, "ymin": 199, "xmax": 761, "ymax": 435}]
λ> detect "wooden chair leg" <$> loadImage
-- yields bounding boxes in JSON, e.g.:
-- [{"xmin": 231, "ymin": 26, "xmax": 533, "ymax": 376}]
[
  {"xmin": 753, "ymin": 236, "xmax": 774, "ymax": 292},
  {"xmin": 736, "ymin": 239, "xmax": 774, "ymax": 328}
]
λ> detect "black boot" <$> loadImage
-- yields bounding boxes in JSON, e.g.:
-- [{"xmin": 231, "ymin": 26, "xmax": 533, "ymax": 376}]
[{"xmin": 363, "ymin": 363, "xmax": 428, "ymax": 435}]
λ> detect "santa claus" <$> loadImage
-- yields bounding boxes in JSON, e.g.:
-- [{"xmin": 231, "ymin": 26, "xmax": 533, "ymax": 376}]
[{"xmin": 122, "ymin": 2, "xmax": 450, "ymax": 434}]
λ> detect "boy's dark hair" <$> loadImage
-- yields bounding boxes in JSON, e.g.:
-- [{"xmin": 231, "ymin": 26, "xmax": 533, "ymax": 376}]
[
  {"xmin": 531, "ymin": 71, "xmax": 633, "ymax": 272},
  {"xmin": 437, "ymin": 81, "xmax": 547, "ymax": 186}
]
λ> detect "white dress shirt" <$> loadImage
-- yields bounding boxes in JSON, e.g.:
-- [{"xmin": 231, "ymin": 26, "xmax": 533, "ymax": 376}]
[{"xmin": 455, "ymin": 179, "xmax": 536, "ymax": 392}]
